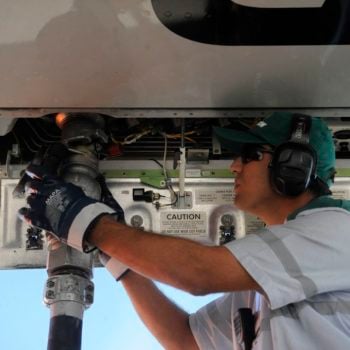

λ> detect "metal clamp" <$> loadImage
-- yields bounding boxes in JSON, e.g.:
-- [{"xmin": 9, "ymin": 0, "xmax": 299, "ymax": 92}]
[{"xmin": 44, "ymin": 274, "xmax": 94, "ymax": 309}]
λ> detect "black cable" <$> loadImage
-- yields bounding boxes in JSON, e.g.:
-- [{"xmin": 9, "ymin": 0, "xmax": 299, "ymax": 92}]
[
  {"xmin": 33, "ymin": 118, "xmax": 61, "ymax": 139},
  {"xmin": 148, "ymin": 158, "xmax": 164, "ymax": 171},
  {"xmin": 24, "ymin": 119, "xmax": 58, "ymax": 144},
  {"xmin": 14, "ymin": 131, "xmax": 37, "ymax": 154}
]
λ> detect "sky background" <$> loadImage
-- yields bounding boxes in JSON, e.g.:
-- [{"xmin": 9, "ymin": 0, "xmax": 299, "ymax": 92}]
[{"xmin": 0, "ymin": 268, "xmax": 220, "ymax": 350}]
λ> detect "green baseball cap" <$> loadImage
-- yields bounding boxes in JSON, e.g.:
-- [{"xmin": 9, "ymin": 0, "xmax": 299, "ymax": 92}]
[{"xmin": 214, "ymin": 112, "xmax": 336, "ymax": 186}]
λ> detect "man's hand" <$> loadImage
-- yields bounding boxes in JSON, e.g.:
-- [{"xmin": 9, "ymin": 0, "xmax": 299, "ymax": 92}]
[{"xmin": 18, "ymin": 172, "xmax": 115, "ymax": 252}]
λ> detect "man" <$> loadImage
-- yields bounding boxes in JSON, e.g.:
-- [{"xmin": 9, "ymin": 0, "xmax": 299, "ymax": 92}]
[{"xmin": 19, "ymin": 112, "xmax": 350, "ymax": 349}]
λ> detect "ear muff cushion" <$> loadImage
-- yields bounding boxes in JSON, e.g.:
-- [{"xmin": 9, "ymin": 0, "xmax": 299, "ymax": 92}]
[{"xmin": 270, "ymin": 142, "xmax": 317, "ymax": 196}]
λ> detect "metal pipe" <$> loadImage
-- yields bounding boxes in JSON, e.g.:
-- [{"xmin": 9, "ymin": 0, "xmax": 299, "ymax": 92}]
[
  {"xmin": 45, "ymin": 242, "xmax": 94, "ymax": 350},
  {"xmin": 181, "ymin": 118, "xmax": 185, "ymax": 148},
  {"xmin": 179, "ymin": 119, "xmax": 186, "ymax": 197},
  {"xmin": 44, "ymin": 115, "xmax": 105, "ymax": 350}
]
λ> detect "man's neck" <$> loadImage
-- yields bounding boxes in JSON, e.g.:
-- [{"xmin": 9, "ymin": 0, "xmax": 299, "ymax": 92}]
[{"xmin": 258, "ymin": 192, "xmax": 316, "ymax": 226}]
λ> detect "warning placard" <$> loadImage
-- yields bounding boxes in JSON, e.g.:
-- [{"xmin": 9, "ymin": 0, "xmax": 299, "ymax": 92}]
[
  {"xmin": 195, "ymin": 189, "xmax": 234, "ymax": 205},
  {"xmin": 160, "ymin": 211, "xmax": 207, "ymax": 237}
]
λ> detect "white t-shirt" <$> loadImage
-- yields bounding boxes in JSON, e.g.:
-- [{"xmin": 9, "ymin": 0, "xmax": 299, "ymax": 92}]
[{"xmin": 189, "ymin": 207, "xmax": 350, "ymax": 349}]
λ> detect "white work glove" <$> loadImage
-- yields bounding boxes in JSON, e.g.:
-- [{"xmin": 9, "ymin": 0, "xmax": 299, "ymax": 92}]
[{"xmin": 99, "ymin": 251, "xmax": 129, "ymax": 281}]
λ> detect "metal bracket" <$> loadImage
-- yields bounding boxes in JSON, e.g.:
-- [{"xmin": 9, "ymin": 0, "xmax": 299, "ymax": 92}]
[{"xmin": 173, "ymin": 191, "xmax": 193, "ymax": 209}]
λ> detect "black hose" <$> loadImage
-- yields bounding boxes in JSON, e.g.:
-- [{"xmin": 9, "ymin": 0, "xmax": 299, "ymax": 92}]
[{"xmin": 47, "ymin": 315, "xmax": 82, "ymax": 350}]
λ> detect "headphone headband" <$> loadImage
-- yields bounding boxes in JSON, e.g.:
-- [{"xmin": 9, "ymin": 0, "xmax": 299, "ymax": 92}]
[
  {"xmin": 289, "ymin": 114, "xmax": 311, "ymax": 144},
  {"xmin": 289, "ymin": 113, "xmax": 312, "ymax": 144},
  {"xmin": 269, "ymin": 114, "xmax": 317, "ymax": 196}
]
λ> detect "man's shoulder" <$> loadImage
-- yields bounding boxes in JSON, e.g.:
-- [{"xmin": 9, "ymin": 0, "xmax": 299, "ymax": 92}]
[
  {"xmin": 294, "ymin": 207, "xmax": 350, "ymax": 224},
  {"xmin": 288, "ymin": 196, "xmax": 350, "ymax": 221}
]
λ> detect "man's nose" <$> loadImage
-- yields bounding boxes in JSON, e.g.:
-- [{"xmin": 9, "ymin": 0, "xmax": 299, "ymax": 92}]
[{"xmin": 230, "ymin": 157, "xmax": 243, "ymax": 173}]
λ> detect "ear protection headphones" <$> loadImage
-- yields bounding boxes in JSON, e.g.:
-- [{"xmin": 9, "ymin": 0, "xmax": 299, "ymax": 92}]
[{"xmin": 269, "ymin": 114, "xmax": 317, "ymax": 196}]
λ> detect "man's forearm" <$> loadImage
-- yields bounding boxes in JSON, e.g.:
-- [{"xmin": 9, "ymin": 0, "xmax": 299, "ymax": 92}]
[
  {"xmin": 88, "ymin": 215, "xmax": 259, "ymax": 294},
  {"xmin": 121, "ymin": 272, "xmax": 199, "ymax": 350}
]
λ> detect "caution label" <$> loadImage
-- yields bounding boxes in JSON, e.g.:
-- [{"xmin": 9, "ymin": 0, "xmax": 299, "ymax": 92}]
[
  {"xmin": 195, "ymin": 189, "xmax": 234, "ymax": 205},
  {"xmin": 160, "ymin": 211, "xmax": 207, "ymax": 237}
]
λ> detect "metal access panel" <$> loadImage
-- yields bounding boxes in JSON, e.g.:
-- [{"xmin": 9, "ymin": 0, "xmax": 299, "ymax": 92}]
[
  {"xmin": 0, "ymin": 0, "xmax": 350, "ymax": 110},
  {"xmin": 2, "ymin": 171, "xmax": 350, "ymax": 270},
  {"xmin": 0, "ymin": 175, "xmax": 263, "ymax": 269}
]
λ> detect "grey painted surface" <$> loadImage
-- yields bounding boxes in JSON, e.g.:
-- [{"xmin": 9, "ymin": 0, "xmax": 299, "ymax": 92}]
[{"xmin": 0, "ymin": 0, "xmax": 349, "ymax": 109}]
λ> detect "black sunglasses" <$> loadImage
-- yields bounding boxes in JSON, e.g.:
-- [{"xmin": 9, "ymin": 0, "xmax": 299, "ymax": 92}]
[{"xmin": 233, "ymin": 144, "xmax": 274, "ymax": 164}]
